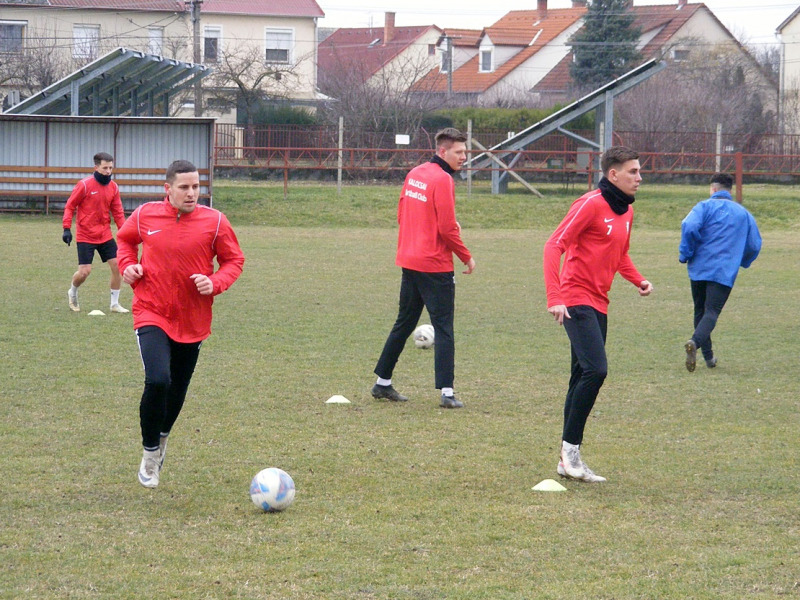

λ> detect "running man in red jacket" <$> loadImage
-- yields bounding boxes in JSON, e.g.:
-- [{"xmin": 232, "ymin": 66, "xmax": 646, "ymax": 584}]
[
  {"xmin": 62, "ymin": 152, "xmax": 128, "ymax": 313},
  {"xmin": 117, "ymin": 160, "xmax": 245, "ymax": 488},
  {"xmin": 372, "ymin": 128, "xmax": 476, "ymax": 409},
  {"xmin": 543, "ymin": 146, "xmax": 653, "ymax": 482}
]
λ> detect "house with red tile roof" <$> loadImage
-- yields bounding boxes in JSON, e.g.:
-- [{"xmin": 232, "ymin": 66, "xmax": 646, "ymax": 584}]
[
  {"xmin": 0, "ymin": 0, "xmax": 324, "ymax": 121},
  {"xmin": 317, "ymin": 13, "xmax": 442, "ymax": 96},
  {"xmin": 412, "ymin": 0, "xmax": 775, "ymax": 115}
]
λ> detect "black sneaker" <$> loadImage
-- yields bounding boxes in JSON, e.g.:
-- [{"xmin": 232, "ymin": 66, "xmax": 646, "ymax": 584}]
[
  {"xmin": 705, "ymin": 356, "xmax": 717, "ymax": 368},
  {"xmin": 371, "ymin": 384, "xmax": 408, "ymax": 402},
  {"xmin": 440, "ymin": 394, "xmax": 464, "ymax": 409},
  {"xmin": 684, "ymin": 339, "xmax": 697, "ymax": 372}
]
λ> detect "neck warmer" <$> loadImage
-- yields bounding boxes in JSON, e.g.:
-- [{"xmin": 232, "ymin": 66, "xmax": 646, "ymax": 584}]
[
  {"xmin": 94, "ymin": 171, "xmax": 112, "ymax": 186},
  {"xmin": 598, "ymin": 176, "xmax": 634, "ymax": 215},
  {"xmin": 430, "ymin": 154, "xmax": 455, "ymax": 176}
]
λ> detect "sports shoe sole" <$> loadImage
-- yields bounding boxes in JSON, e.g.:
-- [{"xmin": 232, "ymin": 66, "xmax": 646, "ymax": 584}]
[
  {"xmin": 685, "ymin": 340, "xmax": 697, "ymax": 372},
  {"xmin": 558, "ymin": 460, "xmax": 606, "ymax": 482}
]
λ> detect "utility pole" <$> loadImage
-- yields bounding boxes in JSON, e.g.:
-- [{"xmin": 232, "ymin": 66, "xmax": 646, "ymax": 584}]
[
  {"xmin": 186, "ymin": 0, "xmax": 203, "ymax": 116},
  {"xmin": 441, "ymin": 34, "xmax": 460, "ymax": 100}
]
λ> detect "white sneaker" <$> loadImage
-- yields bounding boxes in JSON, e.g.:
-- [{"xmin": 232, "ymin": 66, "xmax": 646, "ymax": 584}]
[
  {"xmin": 110, "ymin": 303, "xmax": 129, "ymax": 313},
  {"xmin": 138, "ymin": 450, "xmax": 160, "ymax": 488},
  {"xmin": 67, "ymin": 289, "xmax": 80, "ymax": 312},
  {"xmin": 559, "ymin": 442, "xmax": 586, "ymax": 479},
  {"xmin": 579, "ymin": 461, "xmax": 607, "ymax": 483},
  {"xmin": 158, "ymin": 435, "xmax": 169, "ymax": 470}
]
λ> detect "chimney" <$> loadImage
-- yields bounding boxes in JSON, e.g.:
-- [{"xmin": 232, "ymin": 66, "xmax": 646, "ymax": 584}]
[
  {"xmin": 384, "ymin": 12, "xmax": 396, "ymax": 45},
  {"xmin": 538, "ymin": 0, "xmax": 547, "ymax": 18},
  {"xmin": 677, "ymin": 0, "xmax": 687, "ymax": 7}
]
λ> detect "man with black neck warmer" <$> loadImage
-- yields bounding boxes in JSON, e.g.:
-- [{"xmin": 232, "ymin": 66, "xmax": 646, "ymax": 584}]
[
  {"xmin": 372, "ymin": 127, "xmax": 476, "ymax": 409},
  {"xmin": 62, "ymin": 152, "xmax": 128, "ymax": 314},
  {"xmin": 543, "ymin": 146, "xmax": 653, "ymax": 483}
]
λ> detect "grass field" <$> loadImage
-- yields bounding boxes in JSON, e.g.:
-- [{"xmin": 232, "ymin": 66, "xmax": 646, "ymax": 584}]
[{"xmin": 2, "ymin": 181, "xmax": 799, "ymax": 599}]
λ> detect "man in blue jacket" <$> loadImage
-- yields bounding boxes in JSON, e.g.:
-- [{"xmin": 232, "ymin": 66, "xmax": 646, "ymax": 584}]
[{"xmin": 679, "ymin": 173, "xmax": 762, "ymax": 372}]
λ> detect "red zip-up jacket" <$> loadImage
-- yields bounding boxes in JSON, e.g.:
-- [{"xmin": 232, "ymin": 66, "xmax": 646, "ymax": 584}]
[
  {"xmin": 395, "ymin": 160, "xmax": 471, "ymax": 273},
  {"xmin": 543, "ymin": 189, "xmax": 644, "ymax": 314},
  {"xmin": 62, "ymin": 176, "xmax": 125, "ymax": 244},
  {"xmin": 116, "ymin": 199, "xmax": 245, "ymax": 343}
]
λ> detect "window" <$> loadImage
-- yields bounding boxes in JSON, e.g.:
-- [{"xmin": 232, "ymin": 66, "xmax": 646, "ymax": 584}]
[
  {"xmin": 0, "ymin": 21, "xmax": 25, "ymax": 53},
  {"xmin": 204, "ymin": 25, "xmax": 221, "ymax": 62},
  {"xmin": 148, "ymin": 27, "xmax": 163, "ymax": 55},
  {"xmin": 73, "ymin": 24, "xmax": 100, "ymax": 60},
  {"xmin": 672, "ymin": 49, "xmax": 689, "ymax": 62},
  {"xmin": 428, "ymin": 44, "xmax": 435, "ymax": 56},
  {"xmin": 265, "ymin": 28, "xmax": 293, "ymax": 64},
  {"xmin": 479, "ymin": 48, "xmax": 493, "ymax": 72}
]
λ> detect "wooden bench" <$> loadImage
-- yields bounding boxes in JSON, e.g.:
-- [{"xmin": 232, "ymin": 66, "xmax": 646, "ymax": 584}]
[{"xmin": 0, "ymin": 166, "xmax": 212, "ymax": 214}]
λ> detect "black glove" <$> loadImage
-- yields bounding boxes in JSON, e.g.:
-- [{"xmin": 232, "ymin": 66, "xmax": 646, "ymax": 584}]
[{"xmin": 62, "ymin": 229, "xmax": 72, "ymax": 246}]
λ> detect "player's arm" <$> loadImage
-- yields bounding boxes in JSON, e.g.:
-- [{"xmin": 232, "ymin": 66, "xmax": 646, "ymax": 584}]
[
  {"xmin": 116, "ymin": 207, "xmax": 143, "ymax": 284},
  {"xmin": 61, "ymin": 181, "xmax": 84, "ymax": 244},
  {"xmin": 111, "ymin": 184, "xmax": 126, "ymax": 229},
  {"xmin": 207, "ymin": 215, "xmax": 245, "ymax": 295}
]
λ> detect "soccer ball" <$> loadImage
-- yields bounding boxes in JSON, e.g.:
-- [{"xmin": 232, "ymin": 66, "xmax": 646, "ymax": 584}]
[
  {"xmin": 249, "ymin": 467, "xmax": 296, "ymax": 512},
  {"xmin": 413, "ymin": 324, "xmax": 435, "ymax": 349}
]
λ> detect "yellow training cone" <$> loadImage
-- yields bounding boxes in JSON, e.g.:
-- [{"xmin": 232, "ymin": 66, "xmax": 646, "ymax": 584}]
[
  {"xmin": 325, "ymin": 395, "xmax": 351, "ymax": 404},
  {"xmin": 87, "ymin": 310, "xmax": 106, "ymax": 316},
  {"xmin": 532, "ymin": 479, "xmax": 567, "ymax": 492}
]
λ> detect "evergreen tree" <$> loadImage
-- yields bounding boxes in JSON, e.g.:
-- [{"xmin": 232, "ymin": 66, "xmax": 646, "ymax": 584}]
[{"xmin": 569, "ymin": 0, "xmax": 642, "ymax": 91}]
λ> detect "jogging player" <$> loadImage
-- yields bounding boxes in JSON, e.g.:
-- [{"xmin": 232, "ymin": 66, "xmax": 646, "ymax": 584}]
[
  {"xmin": 62, "ymin": 152, "xmax": 128, "ymax": 313},
  {"xmin": 543, "ymin": 146, "xmax": 653, "ymax": 483},
  {"xmin": 116, "ymin": 160, "xmax": 245, "ymax": 488}
]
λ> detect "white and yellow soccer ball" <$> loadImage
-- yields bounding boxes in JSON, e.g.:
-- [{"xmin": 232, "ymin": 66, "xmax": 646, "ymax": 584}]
[
  {"xmin": 249, "ymin": 467, "xmax": 296, "ymax": 512},
  {"xmin": 413, "ymin": 324, "xmax": 435, "ymax": 349}
]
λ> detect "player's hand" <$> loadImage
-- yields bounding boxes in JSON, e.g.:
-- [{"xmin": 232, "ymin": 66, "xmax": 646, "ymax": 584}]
[
  {"xmin": 638, "ymin": 280, "xmax": 653, "ymax": 296},
  {"xmin": 190, "ymin": 273, "xmax": 213, "ymax": 295},
  {"xmin": 62, "ymin": 229, "xmax": 72, "ymax": 246},
  {"xmin": 462, "ymin": 257, "xmax": 475, "ymax": 275},
  {"xmin": 122, "ymin": 264, "xmax": 144, "ymax": 285},
  {"xmin": 548, "ymin": 304, "xmax": 570, "ymax": 325}
]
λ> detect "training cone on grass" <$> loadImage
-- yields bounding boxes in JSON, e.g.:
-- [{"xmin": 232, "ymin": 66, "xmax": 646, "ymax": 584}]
[
  {"xmin": 87, "ymin": 310, "xmax": 106, "ymax": 316},
  {"xmin": 532, "ymin": 479, "xmax": 567, "ymax": 492},
  {"xmin": 325, "ymin": 395, "xmax": 351, "ymax": 404}
]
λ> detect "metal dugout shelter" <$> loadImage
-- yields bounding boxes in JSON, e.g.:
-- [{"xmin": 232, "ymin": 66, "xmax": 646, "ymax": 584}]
[{"xmin": 4, "ymin": 47, "xmax": 210, "ymax": 117}]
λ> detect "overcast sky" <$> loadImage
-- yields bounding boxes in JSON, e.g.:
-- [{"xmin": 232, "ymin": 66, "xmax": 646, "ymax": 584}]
[{"xmin": 317, "ymin": 0, "xmax": 797, "ymax": 47}]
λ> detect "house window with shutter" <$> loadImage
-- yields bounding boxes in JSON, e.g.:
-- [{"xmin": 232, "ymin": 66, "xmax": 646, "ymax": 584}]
[
  {"xmin": 0, "ymin": 21, "xmax": 25, "ymax": 53},
  {"xmin": 265, "ymin": 28, "xmax": 293, "ymax": 64},
  {"xmin": 204, "ymin": 26, "xmax": 222, "ymax": 62},
  {"xmin": 73, "ymin": 24, "xmax": 99, "ymax": 60}
]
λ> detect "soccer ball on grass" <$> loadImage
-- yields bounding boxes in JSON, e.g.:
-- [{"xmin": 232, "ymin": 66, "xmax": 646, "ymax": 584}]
[
  {"xmin": 249, "ymin": 467, "xmax": 296, "ymax": 512},
  {"xmin": 413, "ymin": 324, "xmax": 434, "ymax": 349}
]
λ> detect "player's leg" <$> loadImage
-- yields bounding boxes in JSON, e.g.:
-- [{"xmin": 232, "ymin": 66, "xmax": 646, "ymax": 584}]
[
  {"xmin": 559, "ymin": 306, "xmax": 608, "ymax": 482},
  {"xmin": 692, "ymin": 281, "xmax": 732, "ymax": 364},
  {"xmin": 98, "ymin": 239, "xmax": 128, "ymax": 313},
  {"xmin": 68, "ymin": 244, "xmax": 94, "ymax": 311},
  {"xmin": 373, "ymin": 269, "xmax": 424, "ymax": 401},
  {"xmin": 418, "ymin": 271, "xmax": 460, "ymax": 408},
  {"xmin": 157, "ymin": 338, "xmax": 202, "ymax": 468},
  {"xmin": 135, "ymin": 325, "xmax": 172, "ymax": 487}
]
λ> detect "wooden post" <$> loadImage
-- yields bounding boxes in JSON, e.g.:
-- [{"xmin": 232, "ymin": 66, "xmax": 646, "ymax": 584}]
[
  {"xmin": 337, "ymin": 116, "xmax": 343, "ymax": 195},
  {"xmin": 735, "ymin": 152, "xmax": 743, "ymax": 204},
  {"xmin": 466, "ymin": 119, "xmax": 472, "ymax": 197}
]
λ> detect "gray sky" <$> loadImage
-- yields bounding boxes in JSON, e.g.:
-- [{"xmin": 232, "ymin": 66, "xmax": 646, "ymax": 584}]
[{"xmin": 317, "ymin": 0, "xmax": 797, "ymax": 47}]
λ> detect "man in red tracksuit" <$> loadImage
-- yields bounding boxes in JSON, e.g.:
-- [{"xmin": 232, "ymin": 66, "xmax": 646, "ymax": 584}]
[
  {"xmin": 543, "ymin": 146, "xmax": 653, "ymax": 482},
  {"xmin": 372, "ymin": 128, "xmax": 476, "ymax": 409},
  {"xmin": 62, "ymin": 152, "xmax": 128, "ymax": 313},
  {"xmin": 116, "ymin": 160, "xmax": 245, "ymax": 488}
]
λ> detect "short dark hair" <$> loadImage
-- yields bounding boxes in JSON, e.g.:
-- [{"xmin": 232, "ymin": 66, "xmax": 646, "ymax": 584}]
[
  {"xmin": 710, "ymin": 172, "xmax": 733, "ymax": 190},
  {"xmin": 165, "ymin": 160, "xmax": 198, "ymax": 184},
  {"xmin": 435, "ymin": 127, "xmax": 468, "ymax": 149},
  {"xmin": 601, "ymin": 146, "xmax": 639, "ymax": 175},
  {"xmin": 94, "ymin": 152, "xmax": 113, "ymax": 165}
]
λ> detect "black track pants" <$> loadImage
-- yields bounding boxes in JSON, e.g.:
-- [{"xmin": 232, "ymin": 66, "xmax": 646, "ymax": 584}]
[
  {"xmin": 561, "ymin": 305, "xmax": 608, "ymax": 445},
  {"xmin": 136, "ymin": 325, "xmax": 201, "ymax": 449},
  {"xmin": 374, "ymin": 268, "xmax": 456, "ymax": 390},
  {"xmin": 690, "ymin": 280, "xmax": 732, "ymax": 360}
]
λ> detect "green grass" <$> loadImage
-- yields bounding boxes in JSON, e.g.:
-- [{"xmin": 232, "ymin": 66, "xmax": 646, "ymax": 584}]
[{"xmin": 2, "ymin": 183, "xmax": 799, "ymax": 598}]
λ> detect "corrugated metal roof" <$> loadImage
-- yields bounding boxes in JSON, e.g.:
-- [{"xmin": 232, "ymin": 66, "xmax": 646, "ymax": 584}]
[
  {"xmin": 4, "ymin": 48, "xmax": 210, "ymax": 116},
  {"xmin": 0, "ymin": 0, "xmax": 324, "ymax": 16}
]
